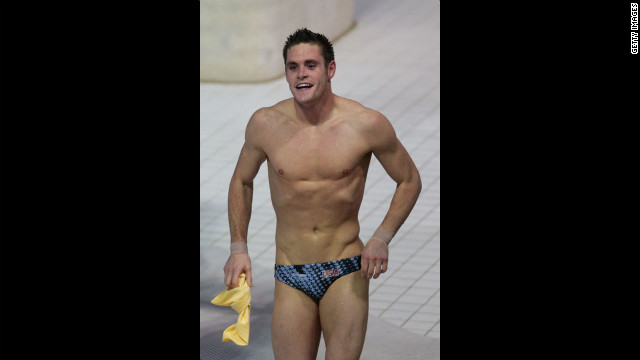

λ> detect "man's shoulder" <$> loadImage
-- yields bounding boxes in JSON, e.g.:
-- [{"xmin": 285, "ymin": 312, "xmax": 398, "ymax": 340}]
[
  {"xmin": 334, "ymin": 96, "xmax": 383, "ymax": 124},
  {"xmin": 250, "ymin": 99, "xmax": 292, "ymax": 123},
  {"xmin": 339, "ymin": 101, "xmax": 394, "ymax": 147},
  {"xmin": 338, "ymin": 101, "xmax": 387, "ymax": 132},
  {"xmin": 336, "ymin": 96, "xmax": 368, "ymax": 113}
]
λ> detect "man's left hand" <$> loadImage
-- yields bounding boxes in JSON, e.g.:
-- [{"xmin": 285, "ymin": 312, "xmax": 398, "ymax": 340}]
[{"xmin": 361, "ymin": 238, "xmax": 389, "ymax": 279}]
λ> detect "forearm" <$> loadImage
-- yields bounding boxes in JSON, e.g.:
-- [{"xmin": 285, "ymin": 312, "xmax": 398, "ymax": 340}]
[
  {"xmin": 378, "ymin": 173, "xmax": 422, "ymax": 234},
  {"xmin": 362, "ymin": 173, "xmax": 421, "ymax": 280},
  {"xmin": 228, "ymin": 177, "xmax": 254, "ymax": 244}
]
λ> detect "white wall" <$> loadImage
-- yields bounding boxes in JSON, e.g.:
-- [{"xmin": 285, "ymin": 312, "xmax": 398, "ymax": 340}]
[{"xmin": 200, "ymin": 0, "xmax": 355, "ymax": 82}]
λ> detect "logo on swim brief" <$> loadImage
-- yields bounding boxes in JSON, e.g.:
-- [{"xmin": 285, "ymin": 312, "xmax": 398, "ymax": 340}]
[{"xmin": 322, "ymin": 269, "xmax": 340, "ymax": 278}]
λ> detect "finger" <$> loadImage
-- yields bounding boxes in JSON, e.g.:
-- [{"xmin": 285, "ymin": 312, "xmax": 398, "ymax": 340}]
[
  {"xmin": 381, "ymin": 258, "xmax": 388, "ymax": 273},
  {"xmin": 363, "ymin": 262, "xmax": 372, "ymax": 279},
  {"xmin": 367, "ymin": 259, "xmax": 376, "ymax": 279},
  {"xmin": 361, "ymin": 257, "xmax": 368, "ymax": 278},
  {"xmin": 246, "ymin": 268, "xmax": 253, "ymax": 287},
  {"xmin": 373, "ymin": 259, "xmax": 382, "ymax": 279},
  {"xmin": 224, "ymin": 262, "xmax": 232, "ymax": 287},
  {"xmin": 231, "ymin": 267, "xmax": 240, "ymax": 288}
]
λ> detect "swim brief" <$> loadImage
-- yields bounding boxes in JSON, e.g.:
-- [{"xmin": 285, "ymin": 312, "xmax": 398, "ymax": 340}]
[{"xmin": 274, "ymin": 255, "xmax": 361, "ymax": 301}]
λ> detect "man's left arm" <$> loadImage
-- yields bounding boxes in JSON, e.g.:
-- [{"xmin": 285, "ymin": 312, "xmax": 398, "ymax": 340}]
[{"xmin": 361, "ymin": 112, "xmax": 422, "ymax": 280}]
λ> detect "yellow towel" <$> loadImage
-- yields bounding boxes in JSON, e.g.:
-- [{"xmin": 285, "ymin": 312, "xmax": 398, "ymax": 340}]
[{"xmin": 211, "ymin": 273, "xmax": 251, "ymax": 346}]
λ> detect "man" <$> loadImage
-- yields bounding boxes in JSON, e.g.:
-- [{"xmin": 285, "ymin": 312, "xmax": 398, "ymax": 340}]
[{"xmin": 223, "ymin": 28, "xmax": 422, "ymax": 360}]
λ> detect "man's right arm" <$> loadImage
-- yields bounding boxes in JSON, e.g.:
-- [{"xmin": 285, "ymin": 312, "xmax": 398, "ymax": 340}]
[{"xmin": 224, "ymin": 110, "xmax": 268, "ymax": 288}]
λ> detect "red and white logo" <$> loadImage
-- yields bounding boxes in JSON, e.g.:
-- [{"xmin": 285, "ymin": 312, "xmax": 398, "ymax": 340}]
[{"xmin": 322, "ymin": 269, "xmax": 340, "ymax": 278}]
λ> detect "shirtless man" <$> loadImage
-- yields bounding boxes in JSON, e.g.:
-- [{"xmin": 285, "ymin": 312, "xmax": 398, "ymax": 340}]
[{"xmin": 223, "ymin": 28, "xmax": 422, "ymax": 360}]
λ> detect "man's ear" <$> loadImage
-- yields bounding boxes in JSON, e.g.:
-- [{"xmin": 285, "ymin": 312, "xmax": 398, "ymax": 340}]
[{"xmin": 327, "ymin": 60, "xmax": 336, "ymax": 81}]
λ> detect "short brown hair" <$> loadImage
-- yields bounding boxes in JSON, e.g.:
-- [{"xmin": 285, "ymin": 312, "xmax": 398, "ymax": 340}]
[{"xmin": 282, "ymin": 28, "xmax": 335, "ymax": 68}]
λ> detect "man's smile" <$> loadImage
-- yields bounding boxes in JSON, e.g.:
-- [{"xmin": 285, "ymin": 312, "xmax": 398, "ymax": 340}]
[{"xmin": 295, "ymin": 83, "xmax": 313, "ymax": 89}]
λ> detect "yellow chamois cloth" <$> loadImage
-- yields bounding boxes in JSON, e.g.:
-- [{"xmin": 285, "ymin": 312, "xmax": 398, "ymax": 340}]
[{"xmin": 211, "ymin": 273, "xmax": 251, "ymax": 346}]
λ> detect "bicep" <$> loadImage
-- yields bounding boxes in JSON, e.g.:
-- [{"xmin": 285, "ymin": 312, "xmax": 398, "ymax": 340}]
[
  {"xmin": 232, "ymin": 141, "xmax": 267, "ymax": 184},
  {"xmin": 369, "ymin": 115, "xmax": 418, "ymax": 184},
  {"xmin": 231, "ymin": 110, "xmax": 270, "ymax": 184},
  {"xmin": 374, "ymin": 139, "xmax": 417, "ymax": 184}
]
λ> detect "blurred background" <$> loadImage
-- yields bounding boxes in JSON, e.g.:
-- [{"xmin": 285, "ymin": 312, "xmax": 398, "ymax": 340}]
[{"xmin": 200, "ymin": 0, "xmax": 439, "ymax": 358}]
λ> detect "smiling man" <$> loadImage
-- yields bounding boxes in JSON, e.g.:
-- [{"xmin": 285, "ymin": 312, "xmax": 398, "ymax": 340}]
[{"xmin": 223, "ymin": 28, "xmax": 422, "ymax": 360}]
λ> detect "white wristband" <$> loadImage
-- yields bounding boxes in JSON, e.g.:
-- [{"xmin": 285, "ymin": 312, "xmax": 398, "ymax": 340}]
[
  {"xmin": 369, "ymin": 227, "xmax": 395, "ymax": 245},
  {"xmin": 230, "ymin": 241, "xmax": 248, "ymax": 254}
]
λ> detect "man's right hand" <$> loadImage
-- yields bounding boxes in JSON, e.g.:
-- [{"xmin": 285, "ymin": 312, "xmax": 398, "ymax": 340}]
[{"xmin": 223, "ymin": 253, "xmax": 253, "ymax": 288}]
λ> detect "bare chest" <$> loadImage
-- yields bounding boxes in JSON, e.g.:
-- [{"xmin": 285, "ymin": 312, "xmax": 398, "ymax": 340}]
[{"xmin": 266, "ymin": 123, "xmax": 369, "ymax": 180}]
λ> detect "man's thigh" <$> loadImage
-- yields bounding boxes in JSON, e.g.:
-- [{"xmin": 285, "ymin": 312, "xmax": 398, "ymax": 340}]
[
  {"xmin": 319, "ymin": 271, "xmax": 370, "ymax": 360},
  {"xmin": 272, "ymin": 280, "xmax": 322, "ymax": 360}
]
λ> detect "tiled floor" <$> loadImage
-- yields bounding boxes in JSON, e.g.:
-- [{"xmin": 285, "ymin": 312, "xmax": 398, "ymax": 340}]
[{"xmin": 200, "ymin": 0, "xmax": 440, "ymax": 347}]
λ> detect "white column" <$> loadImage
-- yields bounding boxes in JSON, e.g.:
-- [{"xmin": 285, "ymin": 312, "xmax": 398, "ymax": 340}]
[{"xmin": 200, "ymin": 0, "xmax": 355, "ymax": 82}]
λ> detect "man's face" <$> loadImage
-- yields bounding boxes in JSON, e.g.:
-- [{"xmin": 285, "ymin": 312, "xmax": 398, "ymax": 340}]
[{"xmin": 285, "ymin": 43, "xmax": 335, "ymax": 106}]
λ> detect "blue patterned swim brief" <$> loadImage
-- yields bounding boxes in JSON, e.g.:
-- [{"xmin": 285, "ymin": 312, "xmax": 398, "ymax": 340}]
[{"xmin": 274, "ymin": 255, "xmax": 362, "ymax": 301}]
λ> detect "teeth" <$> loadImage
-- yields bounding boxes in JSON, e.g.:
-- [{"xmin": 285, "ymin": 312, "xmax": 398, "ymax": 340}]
[{"xmin": 296, "ymin": 84, "xmax": 312, "ymax": 88}]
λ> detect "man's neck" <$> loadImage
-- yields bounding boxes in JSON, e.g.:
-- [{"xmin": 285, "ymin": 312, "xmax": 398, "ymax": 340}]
[{"xmin": 293, "ymin": 90, "xmax": 335, "ymax": 126}]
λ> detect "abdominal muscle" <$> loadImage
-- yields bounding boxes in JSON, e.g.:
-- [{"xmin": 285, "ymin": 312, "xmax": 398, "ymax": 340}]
[{"xmin": 270, "ymin": 172, "xmax": 367, "ymax": 265}]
